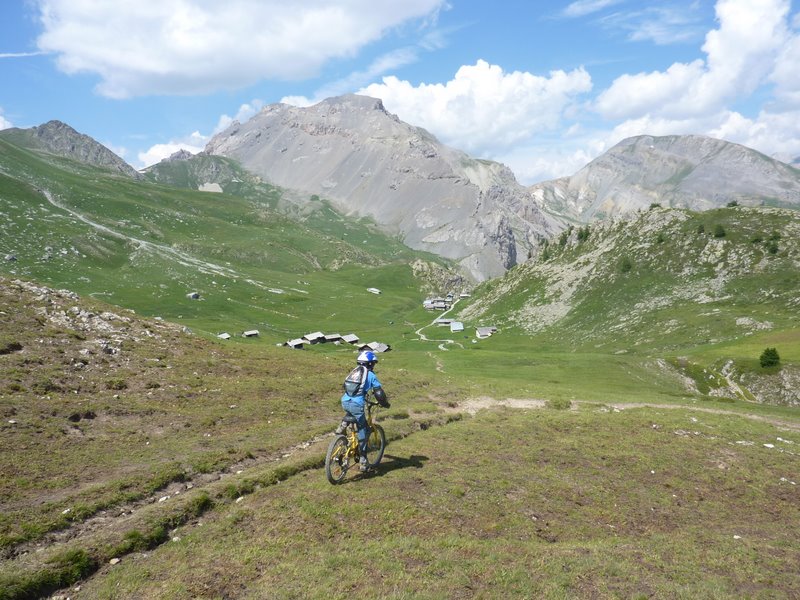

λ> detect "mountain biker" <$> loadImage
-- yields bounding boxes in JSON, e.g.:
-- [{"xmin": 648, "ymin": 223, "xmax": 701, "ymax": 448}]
[{"xmin": 340, "ymin": 350, "xmax": 390, "ymax": 472}]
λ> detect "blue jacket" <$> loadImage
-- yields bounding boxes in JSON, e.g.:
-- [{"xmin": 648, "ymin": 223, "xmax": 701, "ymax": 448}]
[{"xmin": 341, "ymin": 369, "xmax": 382, "ymax": 405}]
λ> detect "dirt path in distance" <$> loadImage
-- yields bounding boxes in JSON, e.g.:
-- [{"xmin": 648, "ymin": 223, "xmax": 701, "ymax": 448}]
[{"xmin": 452, "ymin": 397, "xmax": 800, "ymax": 432}]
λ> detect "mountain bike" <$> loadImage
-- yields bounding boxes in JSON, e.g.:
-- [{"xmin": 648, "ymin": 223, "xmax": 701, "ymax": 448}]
[{"xmin": 325, "ymin": 397, "xmax": 386, "ymax": 484}]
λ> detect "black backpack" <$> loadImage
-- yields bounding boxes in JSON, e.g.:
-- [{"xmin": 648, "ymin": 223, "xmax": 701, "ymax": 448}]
[{"xmin": 343, "ymin": 365, "xmax": 368, "ymax": 396}]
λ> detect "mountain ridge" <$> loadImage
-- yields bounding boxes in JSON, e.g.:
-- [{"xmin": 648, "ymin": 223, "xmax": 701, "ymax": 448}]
[
  {"xmin": 0, "ymin": 120, "xmax": 140, "ymax": 179},
  {"xmin": 4, "ymin": 109, "xmax": 800, "ymax": 282},
  {"xmin": 530, "ymin": 134, "xmax": 800, "ymax": 221},
  {"xmin": 204, "ymin": 94, "xmax": 561, "ymax": 281}
]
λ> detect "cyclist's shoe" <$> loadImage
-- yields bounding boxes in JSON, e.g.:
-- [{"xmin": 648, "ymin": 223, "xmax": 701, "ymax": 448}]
[
  {"xmin": 359, "ymin": 458, "xmax": 372, "ymax": 473},
  {"xmin": 334, "ymin": 421, "xmax": 347, "ymax": 435}
]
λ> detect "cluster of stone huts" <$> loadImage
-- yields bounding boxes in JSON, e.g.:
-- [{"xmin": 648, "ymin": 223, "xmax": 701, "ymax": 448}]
[
  {"xmin": 283, "ymin": 331, "xmax": 390, "ymax": 353},
  {"xmin": 434, "ymin": 318, "xmax": 497, "ymax": 339},
  {"xmin": 422, "ymin": 291, "xmax": 470, "ymax": 311}
]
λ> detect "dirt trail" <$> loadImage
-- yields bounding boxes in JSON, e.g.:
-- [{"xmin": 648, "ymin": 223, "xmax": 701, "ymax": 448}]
[
  {"xmin": 454, "ymin": 397, "xmax": 800, "ymax": 432},
  {"xmin": 3, "ymin": 431, "xmax": 333, "ymax": 563},
  {"xmin": 413, "ymin": 299, "xmax": 464, "ymax": 355}
]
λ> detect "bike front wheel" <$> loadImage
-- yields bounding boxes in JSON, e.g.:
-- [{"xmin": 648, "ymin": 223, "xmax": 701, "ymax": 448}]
[
  {"xmin": 365, "ymin": 424, "xmax": 386, "ymax": 467},
  {"xmin": 325, "ymin": 435, "xmax": 350, "ymax": 484}
]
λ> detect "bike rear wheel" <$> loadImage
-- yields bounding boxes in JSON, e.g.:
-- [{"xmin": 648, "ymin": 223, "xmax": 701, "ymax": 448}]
[
  {"xmin": 325, "ymin": 435, "xmax": 350, "ymax": 484},
  {"xmin": 365, "ymin": 424, "xmax": 386, "ymax": 467}
]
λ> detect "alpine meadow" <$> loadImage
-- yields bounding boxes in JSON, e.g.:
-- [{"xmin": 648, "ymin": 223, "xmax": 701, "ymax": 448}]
[{"xmin": 1, "ymin": 100, "xmax": 799, "ymax": 600}]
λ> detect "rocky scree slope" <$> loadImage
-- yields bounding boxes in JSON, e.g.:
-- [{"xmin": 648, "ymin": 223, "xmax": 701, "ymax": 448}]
[
  {"xmin": 530, "ymin": 134, "xmax": 800, "ymax": 221},
  {"xmin": 205, "ymin": 94, "xmax": 562, "ymax": 282},
  {"xmin": 0, "ymin": 120, "xmax": 140, "ymax": 179}
]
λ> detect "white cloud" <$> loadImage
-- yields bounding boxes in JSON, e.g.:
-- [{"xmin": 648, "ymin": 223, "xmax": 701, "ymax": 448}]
[
  {"xmin": 34, "ymin": 0, "xmax": 446, "ymax": 98},
  {"xmin": 137, "ymin": 130, "xmax": 206, "ymax": 168},
  {"xmin": 504, "ymin": 144, "xmax": 602, "ymax": 184},
  {"xmin": 0, "ymin": 109, "xmax": 12, "ymax": 130},
  {"xmin": 290, "ymin": 47, "xmax": 422, "ymax": 107},
  {"xmin": 358, "ymin": 59, "xmax": 592, "ymax": 157},
  {"xmin": 601, "ymin": 6, "xmax": 706, "ymax": 45},
  {"xmin": 596, "ymin": 0, "xmax": 791, "ymax": 121},
  {"xmin": 102, "ymin": 141, "xmax": 129, "ymax": 160},
  {"xmin": 280, "ymin": 95, "xmax": 315, "ymax": 108},
  {"xmin": 213, "ymin": 100, "xmax": 265, "ymax": 134},
  {"xmin": 596, "ymin": 60, "xmax": 706, "ymax": 120},
  {"xmin": 562, "ymin": 0, "xmax": 624, "ymax": 18},
  {"xmin": 0, "ymin": 51, "xmax": 46, "ymax": 58},
  {"xmin": 770, "ymin": 28, "xmax": 800, "ymax": 107},
  {"xmin": 711, "ymin": 109, "xmax": 800, "ymax": 157}
]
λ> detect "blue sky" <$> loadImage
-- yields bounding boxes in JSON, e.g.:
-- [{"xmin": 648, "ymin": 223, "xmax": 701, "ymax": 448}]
[{"xmin": 1, "ymin": 0, "xmax": 799, "ymax": 184}]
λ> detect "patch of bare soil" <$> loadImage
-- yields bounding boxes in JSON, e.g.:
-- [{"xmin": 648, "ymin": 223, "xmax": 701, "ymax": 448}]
[{"xmin": 456, "ymin": 396, "xmax": 548, "ymax": 415}]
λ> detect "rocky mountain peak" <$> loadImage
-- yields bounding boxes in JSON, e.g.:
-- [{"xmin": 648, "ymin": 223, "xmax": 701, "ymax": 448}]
[
  {"xmin": 2, "ymin": 120, "xmax": 140, "ymax": 179},
  {"xmin": 162, "ymin": 149, "xmax": 195, "ymax": 162},
  {"xmin": 530, "ymin": 134, "xmax": 800, "ymax": 221},
  {"xmin": 205, "ymin": 94, "xmax": 561, "ymax": 281}
]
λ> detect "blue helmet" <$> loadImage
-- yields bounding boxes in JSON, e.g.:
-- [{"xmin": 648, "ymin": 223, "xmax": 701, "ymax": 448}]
[{"xmin": 357, "ymin": 350, "xmax": 378, "ymax": 368}]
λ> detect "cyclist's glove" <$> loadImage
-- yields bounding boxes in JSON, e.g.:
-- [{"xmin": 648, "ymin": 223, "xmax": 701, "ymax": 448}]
[{"xmin": 374, "ymin": 387, "xmax": 390, "ymax": 408}]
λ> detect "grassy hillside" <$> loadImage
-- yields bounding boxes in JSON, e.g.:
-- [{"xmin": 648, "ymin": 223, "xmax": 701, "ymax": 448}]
[
  {"xmin": 141, "ymin": 152, "xmax": 284, "ymax": 208},
  {"xmin": 0, "ymin": 276, "xmax": 455, "ymax": 597},
  {"xmin": 73, "ymin": 407, "xmax": 800, "ymax": 599},
  {"xmin": 457, "ymin": 206, "xmax": 800, "ymax": 406},
  {"xmin": 0, "ymin": 138, "xmax": 453, "ymax": 345},
  {"xmin": 1, "ymin": 278, "xmax": 798, "ymax": 599}
]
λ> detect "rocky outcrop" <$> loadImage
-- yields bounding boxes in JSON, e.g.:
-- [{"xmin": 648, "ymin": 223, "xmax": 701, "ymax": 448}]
[
  {"xmin": 205, "ymin": 94, "xmax": 561, "ymax": 281},
  {"xmin": 162, "ymin": 149, "xmax": 195, "ymax": 162},
  {"xmin": 0, "ymin": 120, "xmax": 140, "ymax": 179},
  {"xmin": 530, "ymin": 135, "xmax": 800, "ymax": 221}
]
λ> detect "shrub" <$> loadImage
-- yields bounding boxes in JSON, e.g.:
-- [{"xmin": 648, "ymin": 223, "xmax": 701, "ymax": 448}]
[
  {"xmin": 713, "ymin": 224, "xmax": 726, "ymax": 238},
  {"xmin": 619, "ymin": 257, "xmax": 633, "ymax": 273},
  {"xmin": 105, "ymin": 378, "xmax": 127, "ymax": 390},
  {"xmin": 0, "ymin": 337, "xmax": 22, "ymax": 355},
  {"xmin": 540, "ymin": 247, "xmax": 551, "ymax": 261},
  {"xmin": 32, "ymin": 377, "xmax": 61, "ymax": 394},
  {"xmin": 759, "ymin": 347, "xmax": 780, "ymax": 368},
  {"xmin": 546, "ymin": 398, "xmax": 572, "ymax": 410},
  {"xmin": 727, "ymin": 200, "xmax": 739, "ymax": 207},
  {"xmin": 0, "ymin": 549, "xmax": 98, "ymax": 600},
  {"xmin": 767, "ymin": 242, "xmax": 779, "ymax": 255},
  {"xmin": 697, "ymin": 223, "xmax": 705, "ymax": 234}
]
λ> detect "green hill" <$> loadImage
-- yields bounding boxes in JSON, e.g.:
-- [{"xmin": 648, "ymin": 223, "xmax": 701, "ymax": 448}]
[
  {"xmin": 0, "ymin": 137, "xmax": 455, "ymax": 345},
  {"xmin": 455, "ymin": 206, "xmax": 800, "ymax": 405}
]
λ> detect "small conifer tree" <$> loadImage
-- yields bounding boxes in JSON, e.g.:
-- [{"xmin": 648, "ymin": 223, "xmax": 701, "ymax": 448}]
[
  {"xmin": 759, "ymin": 347, "xmax": 780, "ymax": 368},
  {"xmin": 714, "ymin": 224, "xmax": 726, "ymax": 238}
]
